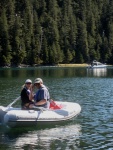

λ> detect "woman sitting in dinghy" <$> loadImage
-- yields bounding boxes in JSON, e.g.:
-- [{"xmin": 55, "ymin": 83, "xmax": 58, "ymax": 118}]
[
  {"xmin": 21, "ymin": 79, "xmax": 34, "ymax": 109},
  {"xmin": 29, "ymin": 78, "xmax": 50, "ymax": 109}
]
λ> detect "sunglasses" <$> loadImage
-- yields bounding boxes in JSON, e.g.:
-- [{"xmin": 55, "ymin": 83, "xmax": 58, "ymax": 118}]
[
  {"xmin": 34, "ymin": 83, "xmax": 40, "ymax": 85},
  {"xmin": 26, "ymin": 83, "xmax": 32, "ymax": 84}
]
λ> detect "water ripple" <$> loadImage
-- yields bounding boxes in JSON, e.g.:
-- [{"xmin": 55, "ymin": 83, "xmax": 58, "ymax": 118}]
[{"xmin": 1, "ymin": 67, "xmax": 113, "ymax": 149}]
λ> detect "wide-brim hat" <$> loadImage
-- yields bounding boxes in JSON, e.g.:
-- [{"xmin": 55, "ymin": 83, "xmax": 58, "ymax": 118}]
[{"xmin": 34, "ymin": 78, "xmax": 43, "ymax": 84}]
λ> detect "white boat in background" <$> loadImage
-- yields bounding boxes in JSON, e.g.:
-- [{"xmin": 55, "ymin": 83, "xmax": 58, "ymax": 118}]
[
  {"xmin": 0, "ymin": 101, "xmax": 81, "ymax": 128},
  {"xmin": 87, "ymin": 60, "xmax": 107, "ymax": 69}
]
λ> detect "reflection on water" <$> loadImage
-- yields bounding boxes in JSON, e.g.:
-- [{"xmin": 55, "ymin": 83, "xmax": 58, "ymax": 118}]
[
  {"xmin": 1, "ymin": 67, "xmax": 113, "ymax": 149},
  {"xmin": 87, "ymin": 68, "xmax": 107, "ymax": 77},
  {"xmin": 0, "ymin": 124, "xmax": 81, "ymax": 149},
  {"xmin": 0, "ymin": 67, "xmax": 87, "ymax": 78}
]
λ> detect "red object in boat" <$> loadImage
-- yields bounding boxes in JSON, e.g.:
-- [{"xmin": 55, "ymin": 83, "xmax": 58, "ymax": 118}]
[{"xmin": 49, "ymin": 100, "xmax": 62, "ymax": 110}]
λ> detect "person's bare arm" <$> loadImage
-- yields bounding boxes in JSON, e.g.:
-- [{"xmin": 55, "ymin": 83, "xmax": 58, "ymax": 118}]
[
  {"xmin": 35, "ymin": 99, "xmax": 47, "ymax": 106},
  {"xmin": 29, "ymin": 84, "xmax": 35, "ymax": 101}
]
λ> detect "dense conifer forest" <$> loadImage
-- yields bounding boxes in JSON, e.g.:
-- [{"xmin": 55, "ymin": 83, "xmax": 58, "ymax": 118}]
[{"xmin": 0, "ymin": 0, "xmax": 113, "ymax": 66}]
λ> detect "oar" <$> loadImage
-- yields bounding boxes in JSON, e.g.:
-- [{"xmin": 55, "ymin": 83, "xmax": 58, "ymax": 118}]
[{"xmin": 7, "ymin": 96, "xmax": 21, "ymax": 108}]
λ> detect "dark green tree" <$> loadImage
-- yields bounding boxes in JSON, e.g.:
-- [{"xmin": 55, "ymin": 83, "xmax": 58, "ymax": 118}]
[
  {"xmin": 0, "ymin": 0, "xmax": 113, "ymax": 66},
  {"xmin": 0, "ymin": 8, "xmax": 12, "ymax": 66}
]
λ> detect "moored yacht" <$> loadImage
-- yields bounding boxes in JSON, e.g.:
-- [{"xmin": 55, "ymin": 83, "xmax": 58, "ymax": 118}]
[{"xmin": 87, "ymin": 60, "xmax": 107, "ymax": 69}]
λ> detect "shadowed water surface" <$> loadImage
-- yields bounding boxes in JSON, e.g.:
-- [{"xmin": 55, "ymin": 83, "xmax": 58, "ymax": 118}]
[{"xmin": 0, "ymin": 67, "xmax": 113, "ymax": 149}]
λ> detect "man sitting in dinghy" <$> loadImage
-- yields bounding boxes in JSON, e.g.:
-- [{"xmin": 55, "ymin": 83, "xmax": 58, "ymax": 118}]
[
  {"xmin": 29, "ymin": 78, "xmax": 50, "ymax": 108},
  {"xmin": 21, "ymin": 79, "xmax": 34, "ymax": 109}
]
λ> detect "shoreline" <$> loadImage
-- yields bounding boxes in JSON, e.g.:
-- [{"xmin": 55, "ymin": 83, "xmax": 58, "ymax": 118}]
[
  {"xmin": 57, "ymin": 63, "xmax": 88, "ymax": 67},
  {"xmin": 1, "ymin": 63, "xmax": 88, "ymax": 68},
  {"xmin": 1, "ymin": 63, "xmax": 112, "ymax": 68}
]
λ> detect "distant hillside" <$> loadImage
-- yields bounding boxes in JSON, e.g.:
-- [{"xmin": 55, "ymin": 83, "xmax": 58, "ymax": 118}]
[{"xmin": 0, "ymin": 0, "xmax": 113, "ymax": 66}]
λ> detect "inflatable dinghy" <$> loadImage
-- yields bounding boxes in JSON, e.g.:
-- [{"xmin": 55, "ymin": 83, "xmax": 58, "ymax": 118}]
[{"xmin": 0, "ymin": 101, "xmax": 81, "ymax": 128}]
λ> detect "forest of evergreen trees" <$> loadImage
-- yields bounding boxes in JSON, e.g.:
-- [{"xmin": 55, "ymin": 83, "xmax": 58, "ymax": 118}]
[{"xmin": 0, "ymin": 0, "xmax": 113, "ymax": 66}]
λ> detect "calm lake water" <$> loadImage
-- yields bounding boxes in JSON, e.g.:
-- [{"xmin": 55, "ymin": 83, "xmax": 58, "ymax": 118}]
[{"xmin": 0, "ymin": 66, "xmax": 113, "ymax": 149}]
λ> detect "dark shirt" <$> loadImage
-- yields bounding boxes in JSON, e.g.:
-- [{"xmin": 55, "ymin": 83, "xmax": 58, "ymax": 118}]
[{"xmin": 21, "ymin": 87, "xmax": 31, "ymax": 107}]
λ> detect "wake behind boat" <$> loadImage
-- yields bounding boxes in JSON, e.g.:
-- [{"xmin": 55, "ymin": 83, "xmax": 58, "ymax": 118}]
[
  {"xmin": 87, "ymin": 60, "xmax": 107, "ymax": 69},
  {"xmin": 0, "ymin": 100, "xmax": 81, "ymax": 128}
]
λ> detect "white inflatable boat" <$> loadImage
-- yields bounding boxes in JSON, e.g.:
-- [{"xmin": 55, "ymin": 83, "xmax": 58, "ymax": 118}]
[{"xmin": 0, "ymin": 101, "xmax": 81, "ymax": 128}]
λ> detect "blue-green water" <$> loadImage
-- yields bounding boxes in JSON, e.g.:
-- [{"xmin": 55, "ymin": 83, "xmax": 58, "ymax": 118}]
[{"xmin": 0, "ymin": 67, "xmax": 113, "ymax": 149}]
